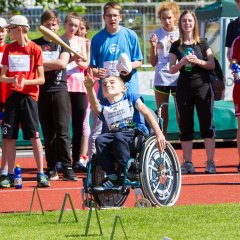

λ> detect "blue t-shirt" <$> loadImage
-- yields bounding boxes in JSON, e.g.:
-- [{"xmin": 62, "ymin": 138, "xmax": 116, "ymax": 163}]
[
  {"xmin": 90, "ymin": 26, "xmax": 143, "ymax": 96},
  {"xmin": 99, "ymin": 93, "xmax": 149, "ymax": 135}
]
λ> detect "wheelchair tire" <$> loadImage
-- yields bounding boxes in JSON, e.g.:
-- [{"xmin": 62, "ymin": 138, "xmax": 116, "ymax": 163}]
[
  {"xmin": 140, "ymin": 137, "xmax": 181, "ymax": 207},
  {"xmin": 91, "ymin": 164, "xmax": 129, "ymax": 207}
]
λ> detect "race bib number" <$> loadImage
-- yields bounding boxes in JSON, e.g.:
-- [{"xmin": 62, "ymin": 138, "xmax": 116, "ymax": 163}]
[
  {"xmin": 42, "ymin": 51, "xmax": 59, "ymax": 61},
  {"xmin": 8, "ymin": 55, "xmax": 30, "ymax": 72},
  {"xmin": 103, "ymin": 99, "xmax": 133, "ymax": 131}
]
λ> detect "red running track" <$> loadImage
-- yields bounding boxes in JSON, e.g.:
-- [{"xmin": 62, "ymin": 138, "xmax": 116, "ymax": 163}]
[{"xmin": 0, "ymin": 147, "xmax": 239, "ymax": 213}]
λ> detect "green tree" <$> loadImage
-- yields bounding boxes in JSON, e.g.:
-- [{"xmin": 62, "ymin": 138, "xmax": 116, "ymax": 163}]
[{"xmin": 0, "ymin": 0, "xmax": 138, "ymax": 15}]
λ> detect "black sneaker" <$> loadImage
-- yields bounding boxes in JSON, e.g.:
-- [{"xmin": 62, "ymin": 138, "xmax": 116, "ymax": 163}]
[
  {"xmin": 0, "ymin": 174, "xmax": 14, "ymax": 188},
  {"xmin": 62, "ymin": 167, "xmax": 78, "ymax": 181},
  {"xmin": 37, "ymin": 173, "xmax": 50, "ymax": 188},
  {"xmin": 72, "ymin": 161, "xmax": 87, "ymax": 173},
  {"xmin": 93, "ymin": 177, "xmax": 122, "ymax": 192},
  {"xmin": 45, "ymin": 168, "xmax": 59, "ymax": 181}
]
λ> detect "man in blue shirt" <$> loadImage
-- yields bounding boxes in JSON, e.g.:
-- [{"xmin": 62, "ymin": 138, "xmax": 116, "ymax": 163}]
[{"xmin": 88, "ymin": 1, "xmax": 143, "ymax": 160}]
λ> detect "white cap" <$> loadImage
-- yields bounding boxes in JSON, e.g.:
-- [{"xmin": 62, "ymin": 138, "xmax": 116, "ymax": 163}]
[
  {"xmin": 5, "ymin": 15, "xmax": 30, "ymax": 29},
  {"xmin": 0, "ymin": 18, "xmax": 7, "ymax": 28}
]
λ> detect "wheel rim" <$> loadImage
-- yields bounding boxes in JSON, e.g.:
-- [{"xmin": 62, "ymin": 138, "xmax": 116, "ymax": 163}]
[{"xmin": 141, "ymin": 138, "xmax": 181, "ymax": 207}]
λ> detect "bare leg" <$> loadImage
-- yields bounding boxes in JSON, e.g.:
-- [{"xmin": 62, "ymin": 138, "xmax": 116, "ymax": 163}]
[
  {"xmin": 0, "ymin": 139, "xmax": 8, "ymax": 175},
  {"xmin": 81, "ymin": 135, "xmax": 89, "ymax": 157},
  {"xmin": 81, "ymin": 105, "xmax": 90, "ymax": 158},
  {"xmin": 181, "ymin": 140, "xmax": 193, "ymax": 162},
  {"xmin": 154, "ymin": 91, "xmax": 169, "ymax": 137},
  {"xmin": 31, "ymin": 138, "xmax": 44, "ymax": 173},
  {"xmin": 204, "ymin": 138, "xmax": 215, "ymax": 161},
  {"xmin": 5, "ymin": 139, "xmax": 16, "ymax": 174}
]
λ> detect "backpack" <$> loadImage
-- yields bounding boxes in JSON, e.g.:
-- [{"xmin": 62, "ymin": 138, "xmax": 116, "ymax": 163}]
[
  {"xmin": 199, "ymin": 40, "xmax": 225, "ymax": 101},
  {"xmin": 209, "ymin": 57, "xmax": 225, "ymax": 101}
]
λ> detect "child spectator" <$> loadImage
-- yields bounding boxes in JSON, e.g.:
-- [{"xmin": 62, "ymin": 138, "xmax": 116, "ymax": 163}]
[
  {"xmin": 74, "ymin": 16, "xmax": 91, "ymax": 170},
  {"xmin": 33, "ymin": 10, "xmax": 77, "ymax": 181},
  {"xmin": 58, "ymin": 13, "xmax": 90, "ymax": 173},
  {"xmin": 149, "ymin": 2, "xmax": 180, "ymax": 137},
  {"xmin": 0, "ymin": 17, "xmax": 9, "ymax": 178},
  {"xmin": 0, "ymin": 15, "xmax": 50, "ymax": 188}
]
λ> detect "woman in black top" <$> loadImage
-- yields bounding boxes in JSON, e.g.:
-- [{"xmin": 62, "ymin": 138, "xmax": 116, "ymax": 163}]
[{"xmin": 169, "ymin": 10, "xmax": 216, "ymax": 174}]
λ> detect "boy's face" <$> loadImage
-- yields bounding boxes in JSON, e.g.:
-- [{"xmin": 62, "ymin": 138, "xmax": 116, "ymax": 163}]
[
  {"xmin": 0, "ymin": 27, "xmax": 7, "ymax": 45},
  {"xmin": 42, "ymin": 19, "xmax": 59, "ymax": 34},
  {"xmin": 102, "ymin": 76, "xmax": 127, "ymax": 98},
  {"xmin": 7, "ymin": 25, "xmax": 20, "ymax": 41},
  {"xmin": 103, "ymin": 7, "xmax": 122, "ymax": 33}
]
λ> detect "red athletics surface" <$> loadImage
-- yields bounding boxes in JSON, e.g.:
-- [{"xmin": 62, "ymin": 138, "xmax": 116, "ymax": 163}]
[{"xmin": 0, "ymin": 146, "xmax": 240, "ymax": 213}]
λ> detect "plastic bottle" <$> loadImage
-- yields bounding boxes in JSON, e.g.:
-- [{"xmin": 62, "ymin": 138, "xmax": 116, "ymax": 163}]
[
  {"xmin": 232, "ymin": 60, "xmax": 240, "ymax": 83},
  {"xmin": 184, "ymin": 47, "xmax": 193, "ymax": 72},
  {"xmin": 14, "ymin": 164, "xmax": 22, "ymax": 189}
]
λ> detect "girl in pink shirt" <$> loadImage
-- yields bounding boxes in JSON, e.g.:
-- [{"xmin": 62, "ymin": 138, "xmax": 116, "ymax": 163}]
[{"xmin": 58, "ymin": 13, "xmax": 90, "ymax": 172}]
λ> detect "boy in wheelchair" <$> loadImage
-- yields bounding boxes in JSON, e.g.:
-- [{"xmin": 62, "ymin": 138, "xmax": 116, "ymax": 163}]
[{"xmin": 84, "ymin": 71, "xmax": 166, "ymax": 191}]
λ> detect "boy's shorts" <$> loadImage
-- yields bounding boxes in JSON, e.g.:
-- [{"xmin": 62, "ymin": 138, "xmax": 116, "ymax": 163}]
[
  {"xmin": 153, "ymin": 86, "xmax": 177, "ymax": 95},
  {"xmin": 233, "ymin": 83, "xmax": 240, "ymax": 116},
  {"xmin": 2, "ymin": 92, "xmax": 40, "ymax": 140}
]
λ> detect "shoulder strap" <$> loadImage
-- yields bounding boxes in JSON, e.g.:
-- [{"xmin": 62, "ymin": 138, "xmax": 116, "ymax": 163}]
[{"xmin": 198, "ymin": 38, "xmax": 208, "ymax": 60}]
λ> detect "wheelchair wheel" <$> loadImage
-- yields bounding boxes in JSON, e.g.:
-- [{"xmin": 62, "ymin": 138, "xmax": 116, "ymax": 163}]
[
  {"xmin": 140, "ymin": 137, "xmax": 181, "ymax": 207},
  {"xmin": 91, "ymin": 164, "xmax": 129, "ymax": 207}
]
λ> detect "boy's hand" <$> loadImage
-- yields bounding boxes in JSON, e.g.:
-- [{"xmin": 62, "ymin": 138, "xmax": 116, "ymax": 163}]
[
  {"xmin": 97, "ymin": 68, "xmax": 106, "ymax": 79},
  {"xmin": 12, "ymin": 75, "xmax": 18, "ymax": 88},
  {"xmin": 155, "ymin": 131, "xmax": 166, "ymax": 153},
  {"xmin": 84, "ymin": 69, "xmax": 95, "ymax": 89},
  {"xmin": 19, "ymin": 75, "xmax": 26, "ymax": 89}
]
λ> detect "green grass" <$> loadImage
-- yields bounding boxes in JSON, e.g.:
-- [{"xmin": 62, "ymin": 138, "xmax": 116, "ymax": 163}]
[{"xmin": 0, "ymin": 203, "xmax": 239, "ymax": 239}]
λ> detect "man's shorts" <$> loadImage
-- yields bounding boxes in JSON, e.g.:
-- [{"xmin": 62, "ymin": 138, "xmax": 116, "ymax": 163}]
[
  {"xmin": 153, "ymin": 86, "xmax": 177, "ymax": 95},
  {"xmin": 2, "ymin": 92, "xmax": 40, "ymax": 140}
]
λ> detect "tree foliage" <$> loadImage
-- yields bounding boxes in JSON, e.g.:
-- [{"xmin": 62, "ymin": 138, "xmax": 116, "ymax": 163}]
[
  {"xmin": 0, "ymin": 0, "xmax": 140, "ymax": 14},
  {"xmin": 0, "ymin": 0, "xmax": 139, "ymax": 15}
]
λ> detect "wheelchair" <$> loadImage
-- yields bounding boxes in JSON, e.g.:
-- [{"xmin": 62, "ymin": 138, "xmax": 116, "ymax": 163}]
[{"xmin": 82, "ymin": 103, "xmax": 181, "ymax": 208}]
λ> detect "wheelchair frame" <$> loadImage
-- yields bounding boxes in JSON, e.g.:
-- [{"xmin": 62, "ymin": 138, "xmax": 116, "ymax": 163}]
[{"xmin": 82, "ymin": 103, "xmax": 181, "ymax": 208}]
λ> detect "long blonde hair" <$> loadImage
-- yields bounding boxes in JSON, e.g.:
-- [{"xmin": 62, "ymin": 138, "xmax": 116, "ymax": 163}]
[{"xmin": 179, "ymin": 10, "xmax": 200, "ymax": 45}]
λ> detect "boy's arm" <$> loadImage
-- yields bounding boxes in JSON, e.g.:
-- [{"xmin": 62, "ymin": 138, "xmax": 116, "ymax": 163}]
[
  {"xmin": 43, "ymin": 52, "xmax": 70, "ymax": 72},
  {"xmin": 21, "ymin": 66, "xmax": 45, "ymax": 87},
  {"xmin": 0, "ymin": 65, "xmax": 18, "ymax": 87},
  {"xmin": 132, "ymin": 60, "xmax": 142, "ymax": 70},
  {"xmin": 84, "ymin": 71, "xmax": 101, "ymax": 116},
  {"xmin": 135, "ymin": 98, "xmax": 165, "ymax": 153}
]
